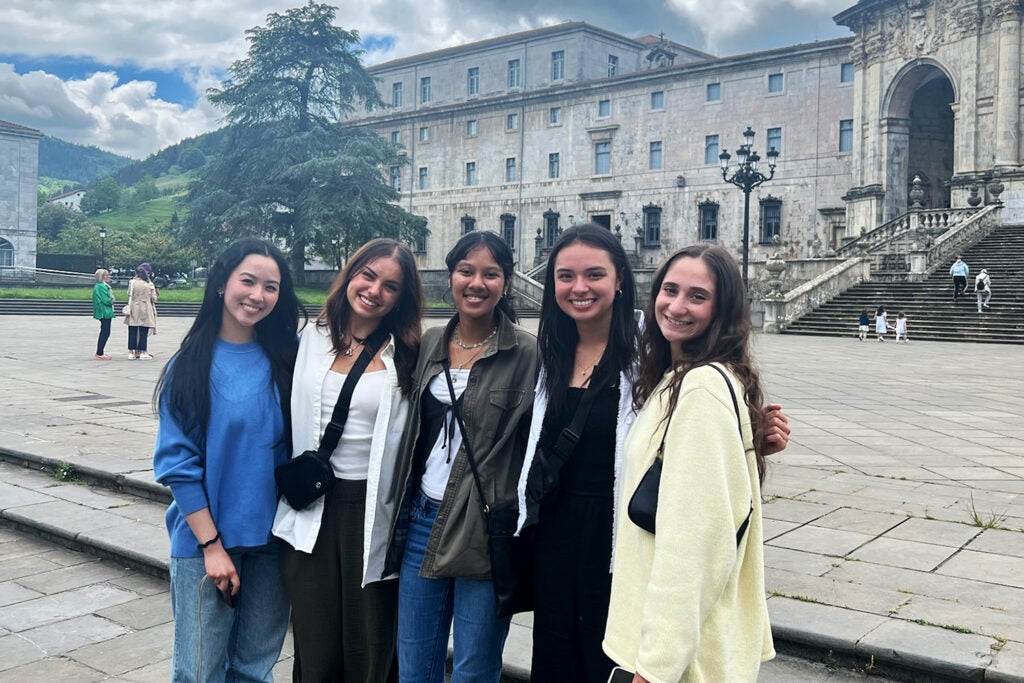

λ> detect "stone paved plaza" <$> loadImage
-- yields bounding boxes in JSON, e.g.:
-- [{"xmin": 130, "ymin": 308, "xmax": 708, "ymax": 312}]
[{"xmin": 0, "ymin": 314, "xmax": 1023, "ymax": 680}]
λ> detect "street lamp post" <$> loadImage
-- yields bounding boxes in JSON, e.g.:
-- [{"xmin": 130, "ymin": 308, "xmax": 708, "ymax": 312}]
[
  {"xmin": 718, "ymin": 126, "xmax": 779, "ymax": 289},
  {"xmin": 99, "ymin": 228, "xmax": 106, "ymax": 268}
]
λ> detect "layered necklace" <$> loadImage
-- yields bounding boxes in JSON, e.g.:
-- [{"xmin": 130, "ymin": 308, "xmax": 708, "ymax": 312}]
[{"xmin": 451, "ymin": 323, "xmax": 497, "ymax": 369}]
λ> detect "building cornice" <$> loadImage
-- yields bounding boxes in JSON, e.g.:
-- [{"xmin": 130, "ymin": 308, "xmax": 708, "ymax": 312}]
[{"xmin": 0, "ymin": 119, "xmax": 43, "ymax": 140}]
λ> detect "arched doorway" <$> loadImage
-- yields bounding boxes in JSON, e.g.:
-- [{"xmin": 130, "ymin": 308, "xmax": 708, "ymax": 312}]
[{"xmin": 882, "ymin": 62, "xmax": 956, "ymax": 219}]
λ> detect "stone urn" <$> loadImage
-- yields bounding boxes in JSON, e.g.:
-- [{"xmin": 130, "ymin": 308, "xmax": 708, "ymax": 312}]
[
  {"xmin": 967, "ymin": 185, "xmax": 982, "ymax": 207},
  {"xmin": 909, "ymin": 175, "xmax": 926, "ymax": 209},
  {"xmin": 763, "ymin": 252, "xmax": 787, "ymax": 299},
  {"xmin": 987, "ymin": 178, "xmax": 1005, "ymax": 204}
]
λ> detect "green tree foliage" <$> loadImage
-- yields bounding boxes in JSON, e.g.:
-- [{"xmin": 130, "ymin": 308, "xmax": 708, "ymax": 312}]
[
  {"xmin": 183, "ymin": 1, "xmax": 427, "ymax": 282},
  {"xmin": 36, "ymin": 202, "xmax": 88, "ymax": 240},
  {"xmin": 38, "ymin": 220, "xmax": 200, "ymax": 276},
  {"xmin": 38, "ymin": 136, "xmax": 133, "ymax": 184},
  {"xmin": 134, "ymin": 175, "xmax": 160, "ymax": 203},
  {"xmin": 80, "ymin": 178, "xmax": 122, "ymax": 215}
]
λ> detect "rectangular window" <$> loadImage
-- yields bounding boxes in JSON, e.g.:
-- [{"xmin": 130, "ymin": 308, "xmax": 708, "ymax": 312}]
[
  {"xmin": 505, "ymin": 157, "xmax": 517, "ymax": 182},
  {"xmin": 506, "ymin": 112, "xmax": 519, "ymax": 131},
  {"xmin": 544, "ymin": 211, "xmax": 559, "ymax": 248},
  {"xmin": 467, "ymin": 67, "xmax": 479, "ymax": 95},
  {"xmin": 508, "ymin": 59, "xmax": 521, "ymax": 88},
  {"xmin": 839, "ymin": 119, "xmax": 854, "ymax": 152},
  {"xmin": 766, "ymin": 127, "xmax": 782, "ymax": 156},
  {"xmin": 548, "ymin": 152, "xmax": 560, "ymax": 179},
  {"xmin": 607, "ymin": 54, "xmax": 619, "ymax": 77},
  {"xmin": 420, "ymin": 77, "xmax": 431, "ymax": 104},
  {"xmin": 643, "ymin": 206, "xmax": 662, "ymax": 247},
  {"xmin": 392, "ymin": 82, "xmax": 403, "ymax": 107},
  {"xmin": 419, "ymin": 126, "xmax": 429, "ymax": 142},
  {"xmin": 649, "ymin": 141, "xmax": 663, "ymax": 170},
  {"xmin": 699, "ymin": 203, "xmax": 719, "ymax": 241},
  {"xmin": 414, "ymin": 232, "xmax": 426, "ymax": 254},
  {"xmin": 840, "ymin": 62, "xmax": 854, "ymax": 83},
  {"xmin": 594, "ymin": 141, "xmax": 611, "ymax": 174},
  {"xmin": 461, "ymin": 215, "xmax": 476, "ymax": 234},
  {"xmin": 389, "ymin": 165, "xmax": 401, "ymax": 192},
  {"xmin": 704, "ymin": 134, "xmax": 720, "ymax": 165},
  {"xmin": 551, "ymin": 50, "xmax": 565, "ymax": 81},
  {"xmin": 501, "ymin": 214, "xmax": 516, "ymax": 248},
  {"xmin": 390, "ymin": 131, "xmax": 400, "ymax": 144},
  {"xmin": 418, "ymin": 167, "xmax": 428, "ymax": 190},
  {"xmin": 706, "ymin": 82, "xmax": 721, "ymax": 102},
  {"xmin": 598, "ymin": 99, "xmax": 611, "ymax": 117},
  {"xmin": 549, "ymin": 107, "xmax": 561, "ymax": 125},
  {"xmin": 650, "ymin": 91, "xmax": 665, "ymax": 110},
  {"xmin": 760, "ymin": 199, "xmax": 782, "ymax": 244},
  {"xmin": 467, "ymin": 119, "xmax": 478, "ymax": 136},
  {"xmin": 768, "ymin": 72, "xmax": 784, "ymax": 93},
  {"xmin": 465, "ymin": 162, "xmax": 477, "ymax": 186}
]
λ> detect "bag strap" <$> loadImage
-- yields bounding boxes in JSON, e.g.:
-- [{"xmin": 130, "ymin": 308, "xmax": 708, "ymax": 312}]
[
  {"xmin": 442, "ymin": 360, "xmax": 491, "ymax": 515},
  {"xmin": 315, "ymin": 328, "xmax": 389, "ymax": 461},
  {"xmin": 655, "ymin": 363, "xmax": 752, "ymax": 546},
  {"xmin": 550, "ymin": 359, "xmax": 613, "ymax": 460}
]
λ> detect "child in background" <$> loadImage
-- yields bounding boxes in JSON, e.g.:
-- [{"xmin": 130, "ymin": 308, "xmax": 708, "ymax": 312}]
[
  {"xmin": 874, "ymin": 305, "xmax": 888, "ymax": 342},
  {"xmin": 894, "ymin": 312, "xmax": 909, "ymax": 343},
  {"xmin": 858, "ymin": 310, "xmax": 869, "ymax": 341}
]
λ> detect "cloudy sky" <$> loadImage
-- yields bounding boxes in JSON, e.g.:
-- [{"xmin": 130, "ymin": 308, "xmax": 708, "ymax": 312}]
[{"xmin": 0, "ymin": 0, "xmax": 853, "ymax": 160}]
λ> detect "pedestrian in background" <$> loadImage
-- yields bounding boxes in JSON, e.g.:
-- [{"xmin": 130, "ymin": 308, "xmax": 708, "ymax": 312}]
[
  {"xmin": 92, "ymin": 268, "xmax": 115, "ymax": 360},
  {"xmin": 975, "ymin": 268, "xmax": 992, "ymax": 312},
  {"xmin": 949, "ymin": 256, "xmax": 970, "ymax": 302},
  {"xmin": 858, "ymin": 309, "xmax": 870, "ymax": 341},
  {"xmin": 153, "ymin": 237, "xmax": 304, "ymax": 682},
  {"xmin": 875, "ymin": 305, "xmax": 888, "ymax": 342},
  {"xmin": 125, "ymin": 263, "xmax": 159, "ymax": 359},
  {"xmin": 894, "ymin": 312, "xmax": 909, "ymax": 343}
]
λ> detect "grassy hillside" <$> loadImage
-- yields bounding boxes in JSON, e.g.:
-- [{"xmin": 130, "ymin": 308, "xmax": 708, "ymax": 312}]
[
  {"xmin": 39, "ymin": 136, "xmax": 133, "ymax": 184},
  {"xmin": 91, "ymin": 194, "xmax": 184, "ymax": 230}
]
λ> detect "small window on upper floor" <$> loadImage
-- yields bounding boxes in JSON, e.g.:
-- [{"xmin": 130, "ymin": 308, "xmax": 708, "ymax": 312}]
[
  {"xmin": 418, "ymin": 167, "xmax": 428, "ymax": 190},
  {"xmin": 594, "ymin": 141, "xmax": 611, "ymax": 175},
  {"xmin": 766, "ymin": 127, "xmax": 782, "ymax": 157},
  {"xmin": 551, "ymin": 50, "xmax": 565, "ymax": 81},
  {"xmin": 465, "ymin": 162, "xmax": 477, "ymax": 186},
  {"xmin": 392, "ymin": 82, "xmax": 403, "ymax": 107},
  {"xmin": 706, "ymin": 82, "xmax": 721, "ymax": 102},
  {"xmin": 505, "ymin": 157, "xmax": 517, "ymax": 182},
  {"xmin": 390, "ymin": 131, "xmax": 400, "ymax": 145},
  {"xmin": 419, "ymin": 126, "xmax": 429, "ymax": 142},
  {"xmin": 467, "ymin": 67, "xmax": 479, "ymax": 96},
  {"xmin": 608, "ymin": 55, "xmax": 619, "ymax": 77},
  {"xmin": 508, "ymin": 59, "xmax": 521, "ymax": 89},
  {"xmin": 467, "ymin": 119, "xmax": 478, "ymax": 136},
  {"xmin": 839, "ymin": 119, "xmax": 854, "ymax": 152},
  {"xmin": 549, "ymin": 107, "xmax": 561, "ymax": 125},
  {"xmin": 704, "ymin": 134, "xmax": 720, "ymax": 165},
  {"xmin": 598, "ymin": 99, "xmax": 611, "ymax": 117},
  {"xmin": 650, "ymin": 91, "xmax": 665, "ymax": 110},
  {"xmin": 841, "ymin": 62, "xmax": 854, "ymax": 83},
  {"xmin": 768, "ymin": 73, "xmax": 784, "ymax": 94},
  {"xmin": 649, "ymin": 141, "xmax": 663, "ymax": 170},
  {"xmin": 389, "ymin": 165, "xmax": 401, "ymax": 192},
  {"xmin": 420, "ymin": 77, "xmax": 431, "ymax": 104},
  {"xmin": 506, "ymin": 112, "xmax": 519, "ymax": 131},
  {"xmin": 461, "ymin": 215, "xmax": 476, "ymax": 234},
  {"xmin": 548, "ymin": 152, "xmax": 560, "ymax": 179}
]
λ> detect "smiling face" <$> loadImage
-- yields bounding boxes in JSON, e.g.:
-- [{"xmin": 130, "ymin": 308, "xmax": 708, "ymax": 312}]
[
  {"xmin": 655, "ymin": 256, "xmax": 716, "ymax": 358},
  {"xmin": 450, "ymin": 245, "xmax": 507, "ymax": 322},
  {"xmin": 219, "ymin": 254, "xmax": 281, "ymax": 343},
  {"xmin": 346, "ymin": 255, "xmax": 403, "ymax": 324},
  {"xmin": 553, "ymin": 242, "xmax": 621, "ymax": 331}
]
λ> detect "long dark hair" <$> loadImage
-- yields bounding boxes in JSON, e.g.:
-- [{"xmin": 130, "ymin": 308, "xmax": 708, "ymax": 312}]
[
  {"xmin": 633, "ymin": 244, "xmax": 768, "ymax": 483},
  {"xmin": 320, "ymin": 238, "xmax": 423, "ymax": 394},
  {"xmin": 154, "ymin": 237, "xmax": 306, "ymax": 448},
  {"xmin": 538, "ymin": 224, "xmax": 637, "ymax": 406},
  {"xmin": 444, "ymin": 231, "xmax": 518, "ymax": 324}
]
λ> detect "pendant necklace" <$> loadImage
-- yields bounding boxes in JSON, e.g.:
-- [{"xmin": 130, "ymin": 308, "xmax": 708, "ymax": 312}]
[
  {"xmin": 454, "ymin": 323, "xmax": 497, "ymax": 350},
  {"xmin": 343, "ymin": 334, "xmax": 368, "ymax": 357}
]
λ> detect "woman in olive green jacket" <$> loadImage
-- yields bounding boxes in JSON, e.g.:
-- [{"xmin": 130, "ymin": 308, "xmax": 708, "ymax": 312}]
[
  {"xmin": 386, "ymin": 231, "xmax": 538, "ymax": 683},
  {"xmin": 91, "ymin": 269, "xmax": 115, "ymax": 360}
]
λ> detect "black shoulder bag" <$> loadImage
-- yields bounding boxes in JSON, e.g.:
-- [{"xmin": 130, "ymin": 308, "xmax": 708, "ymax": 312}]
[
  {"xmin": 526, "ymin": 369, "xmax": 612, "ymax": 507},
  {"xmin": 275, "ymin": 329, "xmax": 388, "ymax": 511},
  {"xmin": 442, "ymin": 360, "xmax": 533, "ymax": 618},
  {"xmin": 627, "ymin": 364, "xmax": 753, "ymax": 545}
]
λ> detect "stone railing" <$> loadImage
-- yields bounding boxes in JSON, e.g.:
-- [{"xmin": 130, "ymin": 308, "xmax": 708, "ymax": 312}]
[
  {"xmin": 910, "ymin": 203, "xmax": 1001, "ymax": 280},
  {"xmin": 837, "ymin": 208, "xmax": 979, "ymax": 258},
  {"xmin": 762, "ymin": 257, "xmax": 871, "ymax": 333},
  {"xmin": 511, "ymin": 270, "xmax": 544, "ymax": 310}
]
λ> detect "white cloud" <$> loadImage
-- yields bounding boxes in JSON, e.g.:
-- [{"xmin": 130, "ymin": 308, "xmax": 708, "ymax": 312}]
[{"xmin": 665, "ymin": 0, "xmax": 850, "ymax": 51}]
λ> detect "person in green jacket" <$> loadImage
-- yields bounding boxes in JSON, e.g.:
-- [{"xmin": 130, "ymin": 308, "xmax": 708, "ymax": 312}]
[{"xmin": 92, "ymin": 269, "xmax": 115, "ymax": 360}]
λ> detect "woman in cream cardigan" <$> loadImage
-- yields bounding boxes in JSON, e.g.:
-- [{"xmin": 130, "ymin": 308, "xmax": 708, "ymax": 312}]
[{"xmin": 603, "ymin": 244, "xmax": 775, "ymax": 683}]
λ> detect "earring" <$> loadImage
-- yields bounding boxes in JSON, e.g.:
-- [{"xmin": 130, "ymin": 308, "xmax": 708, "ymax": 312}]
[{"xmin": 615, "ymin": 289, "xmax": 622, "ymax": 298}]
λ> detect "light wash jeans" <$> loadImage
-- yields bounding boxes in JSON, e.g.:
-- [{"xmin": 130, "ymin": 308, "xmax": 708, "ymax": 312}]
[
  {"xmin": 397, "ymin": 492, "xmax": 510, "ymax": 683},
  {"xmin": 169, "ymin": 543, "xmax": 289, "ymax": 683}
]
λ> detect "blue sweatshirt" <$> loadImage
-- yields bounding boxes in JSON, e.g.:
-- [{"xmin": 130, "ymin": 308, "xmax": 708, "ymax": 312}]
[
  {"xmin": 154, "ymin": 338, "xmax": 286, "ymax": 558},
  {"xmin": 950, "ymin": 261, "xmax": 969, "ymax": 277}
]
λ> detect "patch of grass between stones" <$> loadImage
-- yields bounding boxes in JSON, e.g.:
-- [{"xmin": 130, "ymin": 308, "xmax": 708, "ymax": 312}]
[{"xmin": 911, "ymin": 618, "xmax": 973, "ymax": 634}]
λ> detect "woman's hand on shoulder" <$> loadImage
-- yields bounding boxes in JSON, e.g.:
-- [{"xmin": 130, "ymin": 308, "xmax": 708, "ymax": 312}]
[{"xmin": 763, "ymin": 403, "xmax": 791, "ymax": 456}]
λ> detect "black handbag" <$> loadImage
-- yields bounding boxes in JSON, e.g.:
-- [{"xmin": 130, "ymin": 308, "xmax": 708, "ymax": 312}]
[
  {"xmin": 443, "ymin": 361, "xmax": 533, "ymax": 618},
  {"xmin": 275, "ymin": 329, "xmax": 387, "ymax": 510},
  {"xmin": 627, "ymin": 363, "xmax": 752, "ymax": 545}
]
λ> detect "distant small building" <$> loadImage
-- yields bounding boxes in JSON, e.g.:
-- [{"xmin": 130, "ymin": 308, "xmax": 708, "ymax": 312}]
[
  {"xmin": 48, "ymin": 189, "xmax": 86, "ymax": 212},
  {"xmin": 0, "ymin": 119, "xmax": 42, "ymax": 279}
]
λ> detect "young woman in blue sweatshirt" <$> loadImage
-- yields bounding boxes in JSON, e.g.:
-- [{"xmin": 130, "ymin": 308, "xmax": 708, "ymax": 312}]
[{"xmin": 153, "ymin": 238, "xmax": 304, "ymax": 682}]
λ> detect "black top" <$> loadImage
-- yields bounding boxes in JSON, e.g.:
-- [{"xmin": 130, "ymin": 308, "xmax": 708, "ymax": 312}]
[{"xmin": 540, "ymin": 385, "xmax": 618, "ymax": 498}]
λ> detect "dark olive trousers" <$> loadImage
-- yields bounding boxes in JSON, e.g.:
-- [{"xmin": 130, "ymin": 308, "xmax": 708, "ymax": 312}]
[{"xmin": 280, "ymin": 478, "xmax": 398, "ymax": 683}]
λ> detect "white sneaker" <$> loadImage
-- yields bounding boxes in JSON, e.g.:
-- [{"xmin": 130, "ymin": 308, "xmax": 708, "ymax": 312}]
[
  {"xmin": 138, "ymin": 352, "xmax": 154, "ymax": 360},
  {"xmin": 128, "ymin": 353, "xmax": 137, "ymax": 360}
]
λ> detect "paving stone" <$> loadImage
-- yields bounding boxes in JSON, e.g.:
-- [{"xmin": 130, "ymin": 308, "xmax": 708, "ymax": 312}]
[
  {"xmin": 15, "ymin": 559, "xmax": 130, "ymax": 595},
  {"xmin": 767, "ymin": 596, "xmax": 888, "ymax": 652},
  {"xmin": 761, "ymin": 497, "xmax": 835, "ymax": 524},
  {"xmin": 989, "ymin": 640, "xmax": 1024, "ymax": 683},
  {"xmin": 0, "ymin": 554, "xmax": 62, "ymax": 583},
  {"xmin": 0, "ymin": 482, "xmax": 53, "ymax": 510},
  {"xmin": 0, "ymin": 655, "xmax": 106, "ymax": 681},
  {"xmin": 763, "ymin": 546, "xmax": 842, "ymax": 577},
  {"xmin": 78, "ymin": 519, "xmax": 169, "ymax": 571},
  {"xmin": 848, "ymin": 537, "xmax": 959, "ymax": 572},
  {"xmin": 897, "ymin": 594, "xmax": 1024, "ymax": 642},
  {"xmin": 768, "ymin": 525, "xmax": 876, "ymax": 557},
  {"xmin": 0, "ymin": 583, "xmax": 139, "ymax": 632},
  {"xmin": 766, "ymin": 568, "xmax": 909, "ymax": 616},
  {"xmin": 938, "ymin": 549, "xmax": 1024, "ymax": 590},
  {"xmin": 19, "ymin": 614, "xmax": 128, "ymax": 655},
  {"xmin": 107, "ymin": 573, "xmax": 168, "ymax": 597},
  {"xmin": 810, "ymin": 508, "xmax": 905, "ymax": 536},
  {"xmin": 0, "ymin": 581, "xmax": 43, "ymax": 608},
  {"xmin": 856, "ymin": 618, "xmax": 996, "ymax": 679},
  {"xmin": 2, "ymin": 500, "xmax": 134, "ymax": 538},
  {"xmin": 96, "ymin": 592, "xmax": 171, "ymax": 630},
  {"xmin": 0, "ymin": 633, "xmax": 46, "ymax": 672},
  {"xmin": 882, "ymin": 517, "xmax": 984, "ymax": 548},
  {"xmin": 114, "ymin": 657, "xmax": 173, "ymax": 682},
  {"xmin": 966, "ymin": 528, "xmax": 1024, "ymax": 558},
  {"xmin": 67, "ymin": 621, "xmax": 174, "ymax": 676}
]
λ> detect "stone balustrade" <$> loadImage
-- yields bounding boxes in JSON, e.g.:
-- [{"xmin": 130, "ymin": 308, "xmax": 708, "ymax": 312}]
[{"xmin": 762, "ymin": 257, "xmax": 871, "ymax": 333}]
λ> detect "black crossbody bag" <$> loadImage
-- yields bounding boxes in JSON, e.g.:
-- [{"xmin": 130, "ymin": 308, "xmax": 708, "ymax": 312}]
[
  {"xmin": 275, "ymin": 329, "xmax": 387, "ymax": 510},
  {"xmin": 627, "ymin": 363, "xmax": 753, "ymax": 545},
  {"xmin": 442, "ymin": 360, "xmax": 533, "ymax": 618}
]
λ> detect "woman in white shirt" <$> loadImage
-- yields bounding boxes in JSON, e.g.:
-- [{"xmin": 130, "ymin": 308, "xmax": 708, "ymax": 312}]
[{"xmin": 273, "ymin": 238, "xmax": 423, "ymax": 681}]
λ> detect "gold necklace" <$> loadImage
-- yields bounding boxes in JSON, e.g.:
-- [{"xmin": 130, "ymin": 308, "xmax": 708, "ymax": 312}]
[
  {"xmin": 343, "ymin": 334, "xmax": 368, "ymax": 357},
  {"xmin": 573, "ymin": 345, "xmax": 606, "ymax": 384},
  {"xmin": 452, "ymin": 339, "xmax": 490, "ymax": 369}
]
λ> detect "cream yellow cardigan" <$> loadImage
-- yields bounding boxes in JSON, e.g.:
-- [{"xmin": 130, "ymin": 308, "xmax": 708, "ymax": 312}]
[{"xmin": 603, "ymin": 364, "xmax": 774, "ymax": 683}]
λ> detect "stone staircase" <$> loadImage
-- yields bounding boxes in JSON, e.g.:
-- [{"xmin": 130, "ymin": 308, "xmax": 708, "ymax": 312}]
[{"xmin": 784, "ymin": 224, "xmax": 1024, "ymax": 343}]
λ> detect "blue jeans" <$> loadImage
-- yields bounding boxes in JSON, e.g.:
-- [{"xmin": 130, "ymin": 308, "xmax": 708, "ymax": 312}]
[
  {"xmin": 398, "ymin": 492, "xmax": 510, "ymax": 683},
  {"xmin": 169, "ymin": 543, "xmax": 290, "ymax": 682}
]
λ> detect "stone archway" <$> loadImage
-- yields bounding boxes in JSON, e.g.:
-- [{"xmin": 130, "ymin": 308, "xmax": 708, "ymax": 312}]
[{"xmin": 881, "ymin": 61, "xmax": 957, "ymax": 219}]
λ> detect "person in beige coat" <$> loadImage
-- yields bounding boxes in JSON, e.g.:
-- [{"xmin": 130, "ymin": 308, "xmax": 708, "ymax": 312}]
[{"xmin": 125, "ymin": 263, "xmax": 159, "ymax": 359}]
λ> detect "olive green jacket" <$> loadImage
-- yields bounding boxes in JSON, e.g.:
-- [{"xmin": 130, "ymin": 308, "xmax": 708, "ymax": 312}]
[{"xmin": 385, "ymin": 311, "xmax": 538, "ymax": 579}]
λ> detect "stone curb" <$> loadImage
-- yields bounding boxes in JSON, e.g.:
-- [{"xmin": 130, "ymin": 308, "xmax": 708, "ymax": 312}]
[{"xmin": 0, "ymin": 446, "xmax": 1010, "ymax": 683}]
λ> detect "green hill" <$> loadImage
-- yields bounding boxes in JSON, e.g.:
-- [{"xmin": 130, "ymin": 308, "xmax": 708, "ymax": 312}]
[
  {"xmin": 91, "ymin": 193, "xmax": 184, "ymax": 230},
  {"xmin": 39, "ymin": 136, "xmax": 133, "ymax": 184}
]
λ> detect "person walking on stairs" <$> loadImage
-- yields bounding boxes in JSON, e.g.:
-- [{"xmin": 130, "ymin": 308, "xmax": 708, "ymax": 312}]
[
  {"xmin": 975, "ymin": 269, "xmax": 992, "ymax": 312},
  {"xmin": 950, "ymin": 256, "xmax": 969, "ymax": 302}
]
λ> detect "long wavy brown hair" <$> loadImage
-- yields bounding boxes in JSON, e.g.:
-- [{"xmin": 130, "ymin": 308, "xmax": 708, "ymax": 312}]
[
  {"xmin": 319, "ymin": 238, "xmax": 422, "ymax": 394},
  {"xmin": 632, "ymin": 244, "xmax": 768, "ymax": 483}
]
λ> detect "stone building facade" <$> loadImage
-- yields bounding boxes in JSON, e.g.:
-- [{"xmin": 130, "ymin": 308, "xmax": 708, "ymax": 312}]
[
  {"xmin": 350, "ymin": 1, "xmax": 1020, "ymax": 273},
  {"xmin": 0, "ymin": 120, "xmax": 42, "ymax": 279}
]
